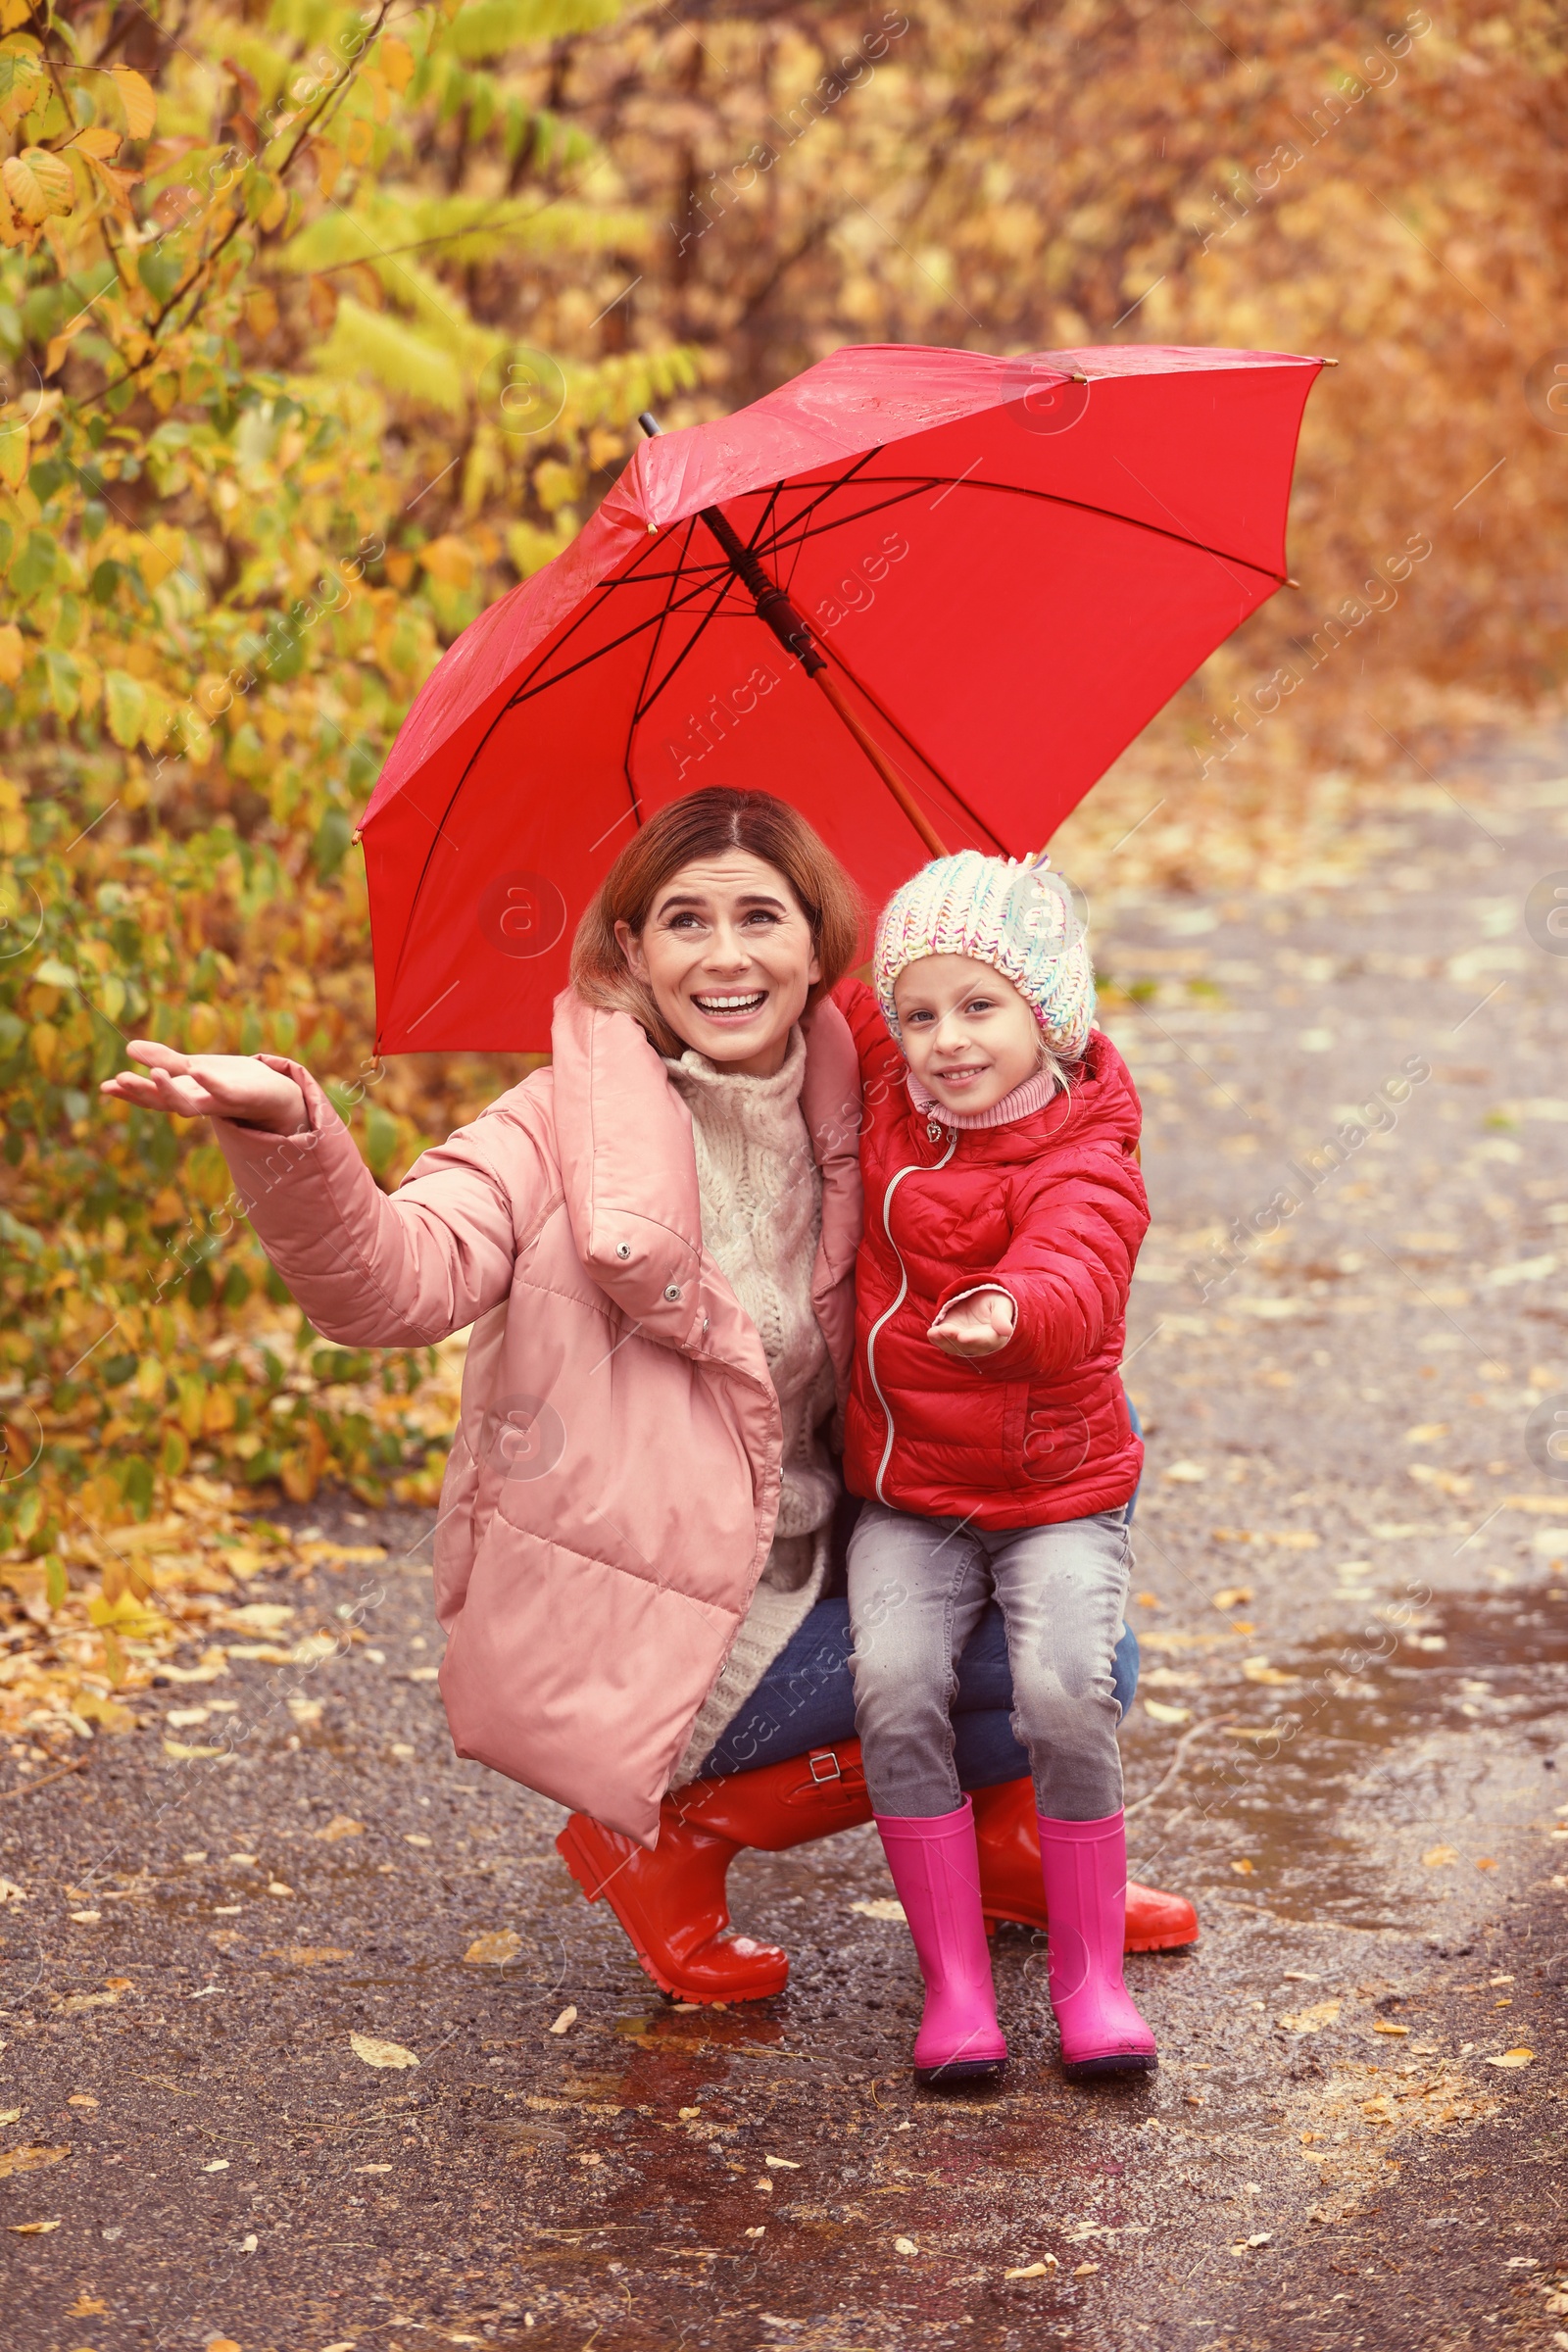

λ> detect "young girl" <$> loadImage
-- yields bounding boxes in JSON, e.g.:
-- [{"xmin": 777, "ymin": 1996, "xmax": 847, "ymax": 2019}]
[{"xmin": 839, "ymin": 849, "xmax": 1152, "ymax": 2085}]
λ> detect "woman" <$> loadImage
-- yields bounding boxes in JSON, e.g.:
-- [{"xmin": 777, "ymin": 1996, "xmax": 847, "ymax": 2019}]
[{"xmin": 102, "ymin": 788, "xmax": 1195, "ymax": 2005}]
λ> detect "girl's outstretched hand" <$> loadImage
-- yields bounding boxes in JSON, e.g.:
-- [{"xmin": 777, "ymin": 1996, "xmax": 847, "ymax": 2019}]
[
  {"xmin": 927, "ymin": 1289, "xmax": 1016, "ymax": 1360},
  {"xmin": 100, "ymin": 1041, "xmax": 309, "ymax": 1135}
]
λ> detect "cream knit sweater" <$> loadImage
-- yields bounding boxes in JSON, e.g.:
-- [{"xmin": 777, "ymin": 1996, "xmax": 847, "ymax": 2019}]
[{"xmin": 663, "ymin": 1026, "xmax": 839, "ymax": 1781}]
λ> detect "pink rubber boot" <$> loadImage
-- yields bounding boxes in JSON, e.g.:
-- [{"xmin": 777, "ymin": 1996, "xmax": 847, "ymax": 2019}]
[
  {"xmin": 1037, "ymin": 1810, "xmax": 1158, "ymax": 2082},
  {"xmin": 875, "ymin": 1799, "xmax": 1008, "ymax": 2085}
]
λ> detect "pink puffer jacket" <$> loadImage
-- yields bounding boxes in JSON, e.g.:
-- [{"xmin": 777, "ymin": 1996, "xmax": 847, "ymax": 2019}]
[{"xmin": 213, "ymin": 991, "xmax": 863, "ymax": 1843}]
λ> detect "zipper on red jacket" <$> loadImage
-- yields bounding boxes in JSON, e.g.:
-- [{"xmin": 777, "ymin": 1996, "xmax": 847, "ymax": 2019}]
[{"xmin": 865, "ymin": 1126, "xmax": 958, "ymax": 1503}]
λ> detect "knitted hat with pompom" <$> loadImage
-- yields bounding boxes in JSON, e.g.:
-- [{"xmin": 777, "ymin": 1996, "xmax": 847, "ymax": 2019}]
[{"xmin": 872, "ymin": 850, "xmax": 1096, "ymax": 1060}]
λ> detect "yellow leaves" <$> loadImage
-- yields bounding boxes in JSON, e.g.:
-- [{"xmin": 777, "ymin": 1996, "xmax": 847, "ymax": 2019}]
[
  {"xmin": 350, "ymin": 2032, "xmax": 418, "ymax": 2070},
  {"xmin": 104, "ymin": 66, "xmax": 157, "ymax": 141},
  {"xmin": 465, "ymin": 1929, "xmax": 521, "ymax": 1964},
  {"xmin": 0, "ymin": 422, "xmax": 26, "ymax": 490},
  {"xmin": 1211, "ymin": 1586, "xmax": 1253, "ymax": 1610},
  {"xmin": 72, "ymin": 126, "xmax": 123, "ymax": 162},
  {"xmin": 418, "ymin": 534, "xmax": 475, "ymax": 588},
  {"xmin": 1143, "ymin": 1698, "xmax": 1192, "ymax": 1724},
  {"xmin": 245, "ymin": 286, "xmax": 278, "ymax": 339},
  {"xmin": 103, "ymin": 669, "xmax": 147, "ymax": 752},
  {"xmin": 28, "ymin": 1018, "xmax": 57, "ymax": 1074},
  {"xmin": 1277, "ymin": 1999, "xmax": 1342, "ymax": 2033},
  {"xmin": 1485, "ymin": 2048, "xmax": 1534, "ymax": 2069},
  {"xmin": 1422, "ymin": 1843, "xmax": 1459, "ymax": 1869},
  {"xmin": 0, "ymin": 622, "xmax": 21, "ymax": 681},
  {"xmin": 3, "ymin": 147, "xmax": 73, "ymax": 226},
  {"xmin": 377, "ymin": 35, "xmax": 415, "ymax": 91},
  {"xmin": 0, "ymin": 2144, "xmax": 70, "ymax": 2179}
]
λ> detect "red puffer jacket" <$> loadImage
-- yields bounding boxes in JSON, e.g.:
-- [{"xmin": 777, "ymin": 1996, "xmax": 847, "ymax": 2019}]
[{"xmin": 838, "ymin": 978, "xmax": 1147, "ymax": 1528}]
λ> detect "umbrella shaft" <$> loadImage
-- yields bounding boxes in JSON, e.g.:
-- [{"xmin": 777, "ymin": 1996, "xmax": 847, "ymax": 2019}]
[
  {"xmin": 699, "ymin": 503, "xmax": 825, "ymax": 677},
  {"xmin": 696, "ymin": 493, "xmax": 947, "ymax": 859}
]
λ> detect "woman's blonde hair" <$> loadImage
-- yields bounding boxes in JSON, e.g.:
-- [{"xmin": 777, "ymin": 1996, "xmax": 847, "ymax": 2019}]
[{"xmin": 570, "ymin": 787, "xmax": 864, "ymax": 1054}]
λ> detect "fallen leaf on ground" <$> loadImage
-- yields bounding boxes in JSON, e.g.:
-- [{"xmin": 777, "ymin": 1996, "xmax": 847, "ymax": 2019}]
[
  {"xmin": 894, "ymin": 2236, "xmax": 918, "ymax": 2255},
  {"xmin": 0, "ymin": 2145, "xmax": 70, "ymax": 2179},
  {"xmin": 403, "ymin": 1833, "xmax": 432, "ymax": 1847},
  {"xmin": 203, "ymin": 2158, "xmax": 229, "ymax": 2172},
  {"xmin": 1165, "ymin": 1460, "xmax": 1207, "ymax": 1483},
  {"xmin": 549, "ymin": 2006, "xmax": 577, "ymax": 2034},
  {"xmin": 465, "ymin": 1931, "xmax": 522, "ymax": 1966},
  {"xmin": 1004, "ymin": 2258, "xmax": 1058, "ymax": 2278},
  {"xmin": 1423, "ymin": 1844, "xmax": 1459, "ymax": 1868},
  {"xmin": 850, "ymin": 1898, "xmax": 906, "ymax": 1922},
  {"xmin": 1476, "ymin": 1856, "xmax": 1498, "ymax": 1870},
  {"xmin": 261, "ymin": 1946, "xmax": 353, "ymax": 1965},
  {"xmin": 9, "ymin": 2219, "xmax": 61, "ymax": 2233},
  {"xmin": 1074, "ymin": 2261, "xmax": 1101, "ymax": 2276},
  {"xmin": 1373, "ymin": 2021, "xmax": 1410, "ymax": 2036},
  {"xmin": 56, "ymin": 1990, "xmax": 119, "ymax": 2013},
  {"xmin": 314, "ymin": 1816, "xmax": 365, "ymax": 1841},
  {"xmin": 1230, "ymin": 1859, "xmax": 1255, "ymax": 1875},
  {"xmin": 67, "ymin": 2094, "xmax": 98, "ymax": 2108},
  {"xmin": 1277, "ymin": 2001, "xmax": 1341, "ymax": 2034},
  {"xmin": 764, "ymin": 2155, "xmax": 800, "ymax": 2169},
  {"xmin": 164, "ymin": 1740, "xmax": 224, "ymax": 1760},
  {"xmin": 1211, "ymin": 1586, "xmax": 1253, "ymax": 1610},
  {"xmin": 350, "ymin": 2033, "xmax": 419, "ymax": 2070},
  {"xmin": 1485, "ymin": 2048, "xmax": 1534, "ymax": 2069},
  {"xmin": 267, "ymin": 1881, "xmax": 294, "ymax": 1897},
  {"xmin": 0, "ymin": 2108, "xmax": 20, "ymax": 2125},
  {"xmin": 0, "ymin": 1879, "xmax": 28, "ymax": 1903},
  {"xmin": 355, "ymin": 2162, "xmax": 394, "ymax": 2174},
  {"xmin": 1144, "ymin": 1699, "xmax": 1191, "ymax": 1725}
]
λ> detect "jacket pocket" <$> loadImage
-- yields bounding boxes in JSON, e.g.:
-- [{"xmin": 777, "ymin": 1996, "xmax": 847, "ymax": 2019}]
[{"xmin": 1018, "ymin": 1392, "xmax": 1094, "ymax": 1491}]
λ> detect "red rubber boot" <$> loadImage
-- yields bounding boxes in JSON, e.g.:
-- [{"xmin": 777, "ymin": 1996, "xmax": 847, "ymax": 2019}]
[
  {"xmin": 556, "ymin": 1742, "xmax": 873, "ymax": 2005},
  {"xmin": 972, "ymin": 1777, "xmax": 1199, "ymax": 1952}
]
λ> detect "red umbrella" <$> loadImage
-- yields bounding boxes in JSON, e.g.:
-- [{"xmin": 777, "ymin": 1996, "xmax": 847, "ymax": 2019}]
[{"xmin": 361, "ymin": 341, "xmax": 1324, "ymax": 1052}]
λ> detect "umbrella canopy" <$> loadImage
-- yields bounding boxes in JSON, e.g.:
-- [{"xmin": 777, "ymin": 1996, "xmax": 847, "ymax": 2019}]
[{"xmin": 362, "ymin": 341, "xmax": 1323, "ymax": 1052}]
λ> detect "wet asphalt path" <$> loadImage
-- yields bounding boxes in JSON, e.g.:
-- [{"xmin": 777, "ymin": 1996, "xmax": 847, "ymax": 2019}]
[{"xmin": 5, "ymin": 744, "xmax": 1568, "ymax": 2351}]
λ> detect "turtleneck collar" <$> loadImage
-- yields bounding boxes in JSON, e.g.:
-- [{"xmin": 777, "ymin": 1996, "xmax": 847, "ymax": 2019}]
[
  {"xmin": 906, "ymin": 1059, "xmax": 1065, "ymax": 1132},
  {"xmin": 663, "ymin": 1022, "xmax": 808, "ymax": 1115}
]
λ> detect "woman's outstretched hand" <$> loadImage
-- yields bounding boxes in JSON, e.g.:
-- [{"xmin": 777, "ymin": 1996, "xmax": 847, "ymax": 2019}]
[{"xmin": 99, "ymin": 1042, "xmax": 309, "ymax": 1135}]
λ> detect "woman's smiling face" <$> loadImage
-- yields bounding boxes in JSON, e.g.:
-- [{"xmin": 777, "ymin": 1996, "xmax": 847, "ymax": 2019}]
[{"xmin": 616, "ymin": 850, "xmax": 821, "ymax": 1075}]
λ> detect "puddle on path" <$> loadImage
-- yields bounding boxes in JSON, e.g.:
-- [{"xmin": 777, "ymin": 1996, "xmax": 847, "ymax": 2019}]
[{"xmin": 1127, "ymin": 1586, "xmax": 1568, "ymax": 1930}]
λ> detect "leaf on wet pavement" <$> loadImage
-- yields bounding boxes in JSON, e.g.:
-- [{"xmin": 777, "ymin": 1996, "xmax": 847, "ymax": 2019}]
[
  {"xmin": 1485, "ymin": 2048, "xmax": 1534, "ymax": 2068},
  {"xmin": 464, "ymin": 1931, "xmax": 522, "ymax": 1966},
  {"xmin": 314, "ymin": 1816, "xmax": 366, "ymax": 1841},
  {"xmin": 850, "ymin": 1898, "xmax": 906, "ymax": 1922},
  {"xmin": 350, "ymin": 2033, "xmax": 419, "ymax": 2070},
  {"xmin": 1276, "ymin": 2000, "xmax": 1342, "ymax": 2034},
  {"xmin": 0, "ymin": 2144, "xmax": 70, "ymax": 2178}
]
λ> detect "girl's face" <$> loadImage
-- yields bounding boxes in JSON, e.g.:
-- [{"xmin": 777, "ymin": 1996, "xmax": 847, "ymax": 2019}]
[
  {"xmin": 892, "ymin": 954, "xmax": 1043, "ymax": 1115},
  {"xmin": 617, "ymin": 850, "xmax": 821, "ymax": 1077}
]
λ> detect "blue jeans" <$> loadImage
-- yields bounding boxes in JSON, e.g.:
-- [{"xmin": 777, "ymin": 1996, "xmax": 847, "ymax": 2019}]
[
  {"xmin": 699, "ymin": 1593, "xmax": 1140, "ymax": 1787},
  {"xmin": 698, "ymin": 1397, "xmax": 1143, "ymax": 1788},
  {"xmin": 848, "ymin": 1499, "xmax": 1131, "ymax": 1819}
]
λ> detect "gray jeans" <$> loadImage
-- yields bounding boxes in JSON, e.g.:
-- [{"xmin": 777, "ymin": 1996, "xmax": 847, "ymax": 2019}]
[{"xmin": 847, "ymin": 1498, "xmax": 1132, "ymax": 1822}]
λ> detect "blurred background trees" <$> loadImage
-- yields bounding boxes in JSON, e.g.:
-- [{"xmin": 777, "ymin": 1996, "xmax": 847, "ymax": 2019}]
[{"xmin": 0, "ymin": 0, "xmax": 1563, "ymax": 1587}]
